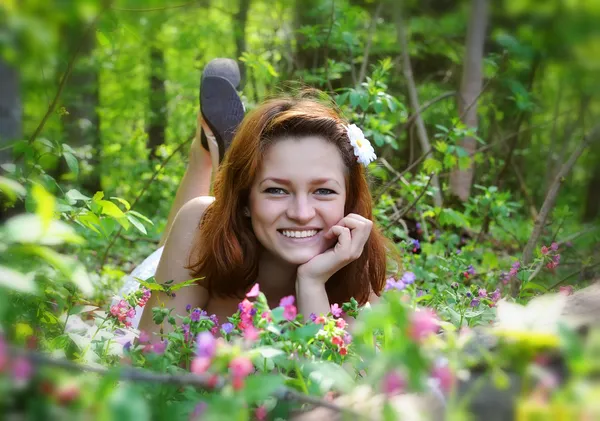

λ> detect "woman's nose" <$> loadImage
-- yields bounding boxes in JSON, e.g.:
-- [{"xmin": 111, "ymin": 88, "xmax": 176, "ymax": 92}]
[{"xmin": 286, "ymin": 196, "xmax": 316, "ymax": 222}]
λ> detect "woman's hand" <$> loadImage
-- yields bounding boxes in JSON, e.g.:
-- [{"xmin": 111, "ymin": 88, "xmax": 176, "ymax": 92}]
[{"xmin": 296, "ymin": 213, "xmax": 373, "ymax": 285}]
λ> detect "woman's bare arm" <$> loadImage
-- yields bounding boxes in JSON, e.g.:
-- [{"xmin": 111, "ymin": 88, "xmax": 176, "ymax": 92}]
[{"xmin": 139, "ymin": 196, "xmax": 214, "ymax": 338}]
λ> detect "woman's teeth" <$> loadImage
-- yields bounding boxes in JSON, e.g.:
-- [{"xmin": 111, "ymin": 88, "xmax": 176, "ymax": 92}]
[{"xmin": 281, "ymin": 230, "xmax": 318, "ymax": 238}]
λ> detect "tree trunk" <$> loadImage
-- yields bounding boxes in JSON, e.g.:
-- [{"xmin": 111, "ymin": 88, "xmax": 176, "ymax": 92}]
[
  {"xmin": 61, "ymin": 21, "xmax": 101, "ymax": 194},
  {"xmin": 234, "ymin": 0, "xmax": 251, "ymax": 87},
  {"xmin": 147, "ymin": 43, "xmax": 167, "ymax": 160},
  {"xmin": 583, "ymin": 146, "xmax": 600, "ymax": 222},
  {"xmin": 0, "ymin": 58, "xmax": 21, "ymax": 165},
  {"xmin": 449, "ymin": 0, "xmax": 489, "ymax": 201}
]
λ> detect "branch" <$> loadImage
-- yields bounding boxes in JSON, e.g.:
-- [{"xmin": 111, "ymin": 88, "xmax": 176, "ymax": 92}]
[
  {"xmin": 99, "ymin": 133, "xmax": 195, "ymax": 268},
  {"xmin": 322, "ymin": 0, "xmax": 336, "ymax": 93},
  {"xmin": 357, "ymin": 2, "xmax": 383, "ymax": 87},
  {"xmin": 374, "ymin": 149, "xmax": 433, "ymax": 201},
  {"xmin": 546, "ymin": 261, "xmax": 600, "ymax": 291},
  {"xmin": 8, "ymin": 346, "xmax": 356, "ymax": 416},
  {"xmin": 398, "ymin": 91, "xmax": 456, "ymax": 133},
  {"xmin": 394, "ymin": 2, "xmax": 442, "ymax": 208},
  {"xmin": 27, "ymin": 7, "xmax": 107, "ymax": 146},
  {"xmin": 391, "ymin": 172, "xmax": 435, "ymax": 222},
  {"xmin": 515, "ymin": 124, "xmax": 600, "ymax": 296}
]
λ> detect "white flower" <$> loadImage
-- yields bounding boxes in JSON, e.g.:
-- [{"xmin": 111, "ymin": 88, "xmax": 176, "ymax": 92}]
[{"xmin": 346, "ymin": 124, "xmax": 377, "ymax": 166}]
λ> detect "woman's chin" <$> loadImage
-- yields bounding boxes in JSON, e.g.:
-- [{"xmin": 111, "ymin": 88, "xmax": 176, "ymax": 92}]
[{"xmin": 279, "ymin": 250, "xmax": 319, "ymax": 266}]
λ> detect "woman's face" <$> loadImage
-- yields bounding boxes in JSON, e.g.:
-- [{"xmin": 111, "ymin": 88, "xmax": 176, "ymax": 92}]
[{"xmin": 249, "ymin": 136, "xmax": 347, "ymax": 265}]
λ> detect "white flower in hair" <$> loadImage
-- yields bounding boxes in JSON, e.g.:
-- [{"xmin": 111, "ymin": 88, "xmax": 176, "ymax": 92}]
[{"xmin": 346, "ymin": 124, "xmax": 377, "ymax": 166}]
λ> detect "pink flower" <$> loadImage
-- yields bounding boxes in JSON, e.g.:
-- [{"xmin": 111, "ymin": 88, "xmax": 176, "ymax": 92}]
[
  {"xmin": 239, "ymin": 299, "xmax": 253, "ymax": 314},
  {"xmin": 478, "ymin": 288, "xmax": 487, "ymax": 298},
  {"xmin": 246, "ymin": 283, "xmax": 260, "ymax": 298},
  {"xmin": 315, "ymin": 316, "xmax": 326, "ymax": 324},
  {"xmin": 243, "ymin": 326, "xmax": 260, "ymax": 342},
  {"xmin": 138, "ymin": 330, "xmax": 150, "ymax": 343},
  {"xmin": 339, "ymin": 346, "xmax": 348, "ymax": 356},
  {"xmin": 190, "ymin": 402, "xmax": 207, "ymax": 420},
  {"xmin": 283, "ymin": 305, "xmax": 297, "ymax": 321},
  {"xmin": 12, "ymin": 356, "xmax": 33, "ymax": 383},
  {"xmin": 330, "ymin": 303, "xmax": 342, "ymax": 318},
  {"xmin": 551, "ymin": 242, "xmax": 559, "ymax": 251},
  {"xmin": 382, "ymin": 371, "xmax": 406, "ymax": 396},
  {"xmin": 431, "ymin": 363, "xmax": 455, "ymax": 393},
  {"xmin": 152, "ymin": 341, "xmax": 168, "ymax": 354},
  {"xmin": 255, "ymin": 406, "xmax": 267, "ymax": 420},
  {"xmin": 559, "ymin": 285, "xmax": 573, "ymax": 296},
  {"xmin": 408, "ymin": 308, "xmax": 439, "ymax": 342},
  {"xmin": 191, "ymin": 357, "xmax": 211, "ymax": 375},
  {"xmin": 336, "ymin": 318, "xmax": 347, "ymax": 329},
  {"xmin": 261, "ymin": 311, "xmax": 272, "ymax": 322},
  {"xmin": 279, "ymin": 295, "xmax": 295, "ymax": 308},
  {"xmin": 332, "ymin": 336, "xmax": 343, "ymax": 347},
  {"xmin": 0, "ymin": 334, "xmax": 7, "ymax": 372},
  {"xmin": 229, "ymin": 356, "xmax": 254, "ymax": 379},
  {"xmin": 541, "ymin": 246, "xmax": 549, "ymax": 255}
]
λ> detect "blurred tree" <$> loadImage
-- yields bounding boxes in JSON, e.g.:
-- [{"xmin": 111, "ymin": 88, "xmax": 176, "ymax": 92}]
[{"xmin": 0, "ymin": 57, "xmax": 21, "ymax": 166}]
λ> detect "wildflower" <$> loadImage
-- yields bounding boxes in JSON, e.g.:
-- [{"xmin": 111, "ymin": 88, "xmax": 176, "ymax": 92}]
[
  {"xmin": 401, "ymin": 271, "xmax": 416, "ymax": 285},
  {"xmin": 467, "ymin": 265, "xmax": 476, "ymax": 276},
  {"xmin": 123, "ymin": 341, "xmax": 132, "ymax": 351},
  {"xmin": 416, "ymin": 289, "xmax": 425, "ymax": 297},
  {"xmin": 279, "ymin": 296, "xmax": 295, "ymax": 308},
  {"xmin": 261, "ymin": 311, "xmax": 272, "ymax": 322},
  {"xmin": 153, "ymin": 340, "xmax": 168, "ymax": 354},
  {"xmin": 196, "ymin": 332, "xmax": 216, "ymax": 359},
  {"xmin": 309, "ymin": 313, "xmax": 317, "ymax": 322},
  {"xmin": 456, "ymin": 249, "xmax": 462, "ymax": 255},
  {"xmin": 466, "ymin": 291, "xmax": 472, "ymax": 298},
  {"xmin": 243, "ymin": 326, "xmax": 260, "ymax": 342},
  {"xmin": 491, "ymin": 288, "xmax": 501, "ymax": 302},
  {"xmin": 478, "ymin": 288, "xmax": 487, "ymax": 298},
  {"xmin": 551, "ymin": 242, "xmax": 558, "ymax": 251},
  {"xmin": 559, "ymin": 285, "xmax": 573, "ymax": 296},
  {"xmin": 246, "ymin": 283, "xmax": 260, "ymax": 298},
  {"xmin": 412, "ymin": 239, "xmax": 420, "ymax": 253},
  {"xmin": 315, "ymin": 316, "xmax": 326, "ymax": 324},
  {"xmin": 221, "ymin": 323, "xmax": 234, "ymax": 334},
  {"xmin": 336, "ymin": 318, "xmax": 347, "ymax": 329},
  {"xmin": 239, "ymin": 299, "xmax": 254, "ymax": 313},
  {"xmin": 12, "ymin": 356, "xmax": 33, "ymax": 384},
  {"xmin": 330, "ymin": 303, "xmax": 343, "ymax": 318},
  {"xmin": 431, "ymin": 362, "xmax": 455, "ymax": 393},
  {"xmin": 339, "ymin": 346, "xmax": 348, "ymax": 356},
  {"xmin": 450, "ymin": 282, "xmax": 459, "ymax": 289},
  {"xmin": 190, "ymin": 402, "xmax": 207, "ymax": 420},
  {"xmin": 209, "ymin": 314, "xmax": 219, "ymax": 325},
  {"xmin": 190, "ymin": 309, "xmax": 202, "ymax": 322},
  {"xmin": 182, "ymin": 324, "xmax": 191, "ymax": 342},
  {"xmin": 186, "ymin": 304, "xmax": 192, "ymax": 312},
  {"xmin": 191, "ymin": 357, "xmax": 211, "ymax": 374},
  {"xmin": 385, "ymin": 277, "xmax": 404, "ymax": 291},
  {"xmin": 408, "ymin": 308, "xmax": 439, "ymax": 342},
  {"xmin": 255, "ymin": 406, "xmax": 268, "ymax": 421},
  {"xmin": 229, "ymin": 355, "xmax": 254, "ymax": 381},
  {"xmin": 332, "ymin": 336, "xmax": 343, "ymax": 347},
  {"xmin": 382, "ymin": 371, "xmax": 406, "ymax": 396},
  {"xmin": 541, "ymin": 246, "xmax": 549, "ymax": 255},
  {"xmin": 0, "ymin": 334, "xmax": 7, "ymax": 371},
  {"xmin": 470, "ymin": 299, "xmax": 480, "ymax": 307}
]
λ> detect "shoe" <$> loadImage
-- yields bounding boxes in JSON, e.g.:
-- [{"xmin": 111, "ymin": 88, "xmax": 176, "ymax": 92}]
[{"xmin": 199, "ymin": 59, "xmax": 245, "ymax": 163}]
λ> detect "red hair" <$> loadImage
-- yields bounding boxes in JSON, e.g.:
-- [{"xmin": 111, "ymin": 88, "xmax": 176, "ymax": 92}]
[{"xmin": 188, "ymin": 95, "xmax": 396, "ymax": 306}]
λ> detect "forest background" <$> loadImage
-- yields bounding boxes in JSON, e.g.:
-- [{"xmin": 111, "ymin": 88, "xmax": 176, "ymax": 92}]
[{"xmin": 1, "ymin": 0, "xmax": 600, "ymax": 419}]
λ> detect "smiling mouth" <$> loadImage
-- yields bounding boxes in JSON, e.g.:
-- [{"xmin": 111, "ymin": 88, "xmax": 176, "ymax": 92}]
[{"xmin": 278, "ymin": 229, "xmax": 321, "ymax": 239}]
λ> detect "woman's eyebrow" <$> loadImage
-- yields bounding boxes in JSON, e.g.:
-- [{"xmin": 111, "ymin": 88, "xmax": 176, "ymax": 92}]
[{"xmin": 260, "ymin": 177, "xmax": 341, "ymax": 187}]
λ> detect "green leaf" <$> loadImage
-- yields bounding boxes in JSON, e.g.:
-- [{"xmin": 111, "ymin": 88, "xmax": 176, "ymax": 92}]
[
  {"xmin": 252, "ymin": 346, "xmax": 285, "ymax": 359},
  {"xmin": 423, "ymin": 158, "xmax": 442, "ymax": 174},
  {"xmin": 5, "ymin": 214, "xmax": 83, "ymax": 245},
  {"xmin": 0, "ymin": 176, "xmax": 26, "ymax": 201},
  {"xmin": 435, "ymin": 140, "xmax": 449, "ymax": 153},
  {"xmin": 127, "ymin": 210, "xmax": 154, "ymax": 225},
  {"xmin": 438, "ymin": 208, "xmax": 470, "ymax": 228},
  {"xmin": 305, "ymin": 361, "xmax": 355, "ymax": 393},
  {"xmin": 458, "ymin": 155, "xmax": 472, "ymax": 170},
  {"xmin": 0, "ymin": 265, "xmax": 36, "ymax": 294},
  {"xmin": 63, "ymin": 152, "xmax": 79, "ymax": 177},
  {"xmin": 66, "ymin": 189, "xmax": 90, "ymax": 203},
  {"xmin": 170, "ymin": 278, "xmax": 203, "ymax": 291},
  {"xmin": 126, "ymin": 213, "xmax": 147, "ymax": 235},
  {"xmin": 243, "ymin": 374, "xmax": 285, "ymax": 403},
  {"xmin": 288, "ymin": 324, "xmax": 321, "ymax": 342},
  {"xmin": 111, "ymin": 196, "xmax": 131, "ymax": 211},
  {"xmin": 99, "ymin": 200, "xmax": 126, "ymax": 218},
  {"xmin": 27, "ymin": 246, "xmax": 93, "ymax": 295},
  {"xmin": 107, "ymin": 384, "xmax": 151, "ymax": 421},
  {"xmin": 32, "ymin": 184, "xmax": 55, "ymax": 229}
]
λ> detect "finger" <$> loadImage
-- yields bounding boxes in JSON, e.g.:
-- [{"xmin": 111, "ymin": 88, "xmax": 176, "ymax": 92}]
[
  {"xmin": 340, "ymin": 215, "xmax": 373, "ymax": 257},
  {"xmin": 331, "ymin": 226, "xmax": 352, "ymax": 258}
]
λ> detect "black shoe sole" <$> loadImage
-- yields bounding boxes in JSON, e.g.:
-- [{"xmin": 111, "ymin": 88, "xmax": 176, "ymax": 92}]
[{"xmin": 200, "ymin": 75, "xmax": 245, "ymax": 163}]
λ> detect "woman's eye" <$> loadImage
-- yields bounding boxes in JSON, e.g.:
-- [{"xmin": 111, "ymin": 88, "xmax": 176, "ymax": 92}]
[
  {"xmin": 315, "ymin": 188, "xmax": 336, "ymax": 195},
  {"xmin": 264, "ymin": 187, "xmax": 287, "ymax": 195}
]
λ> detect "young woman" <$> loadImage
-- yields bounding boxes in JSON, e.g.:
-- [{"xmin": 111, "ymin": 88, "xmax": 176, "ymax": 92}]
[{"xmin": 136, "ymin": 59, "xmax": 396, "ymax": 336}]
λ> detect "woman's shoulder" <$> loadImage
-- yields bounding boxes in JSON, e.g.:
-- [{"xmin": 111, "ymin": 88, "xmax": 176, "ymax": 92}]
[{"xmin": 176, "ymin": 196, "xmax": 215, "ymax": 223}]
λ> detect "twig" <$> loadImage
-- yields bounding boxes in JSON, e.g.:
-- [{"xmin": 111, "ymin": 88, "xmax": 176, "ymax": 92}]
[
  {"xmin": 374, "ymin": 149, "xmax": 433, "ymax": 201},
  {"xmin": 322, "ymin": 0, "xmax": 336, "ymax": 92},
  {"xmin": 27, "ymin": 7, "xmax": 107, "ymax": 146},
  {"xmin": 99, "ymin": 133, "xmax": 195, "ymax": 268},
  {"xmin": 8, "ymin": 346, "xmax": 355, "ymax": 415},
  {"xmin": 357, "ymin": 3, "xmax": 383, "ymax": 87},
  {"xmin": 398, "ymin": 91, "xmax": 456, "ymax": 132},
  {"xmin": 546, "ymin": 261, "xmax": 600, "ymax": 291},
  {"xmin": 391, "ymin": 172, "xmax": 435, "ymax": 222},
  {"xmin": 394, "ymin": 2, "xmax": 442, "ymax": 208},
  {"xmin": 515, "ymin": 124, "xmax": 600, "ymax": 296}
]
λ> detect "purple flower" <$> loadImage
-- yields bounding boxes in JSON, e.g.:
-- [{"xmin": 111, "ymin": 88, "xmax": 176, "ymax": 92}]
[
  {"xmin": 123, "ymin": 341, "xmax": 132, "ymax": 351},
  {"xmin": 182, "ymin": 323, "xmax": 190, "ymax": 341},
  {"xmin": 552, "ymin": 254, "xmax": 561, "ymax": 264},
  {"xmin": 416, "ymin": 222, "xmax": 421, "ymax": 229},
  {"xmin": 412, "ymin": 239, "xmax": 420, "ymax": 250},
  {"xmin": 382, "ymin": 371, "xmax": 406, "ymax": 396},
  {"xmin": 470, "ymin": 299, "xmax": 480, "ymax": 307},
  {"xmin": 209, "ymin": 314, "xmax": 219, "ymax": 325},
  {"xmin": 249, "ymin": 308, "xmax": 257, "ymax": 317},
  {"xmin": 153, "ymin": 340, "xmax": 168, "ymax": 354},
  {"xmin": 456, "ymin": 249, "xmax": 462, "ymax": 255},
  {"xmin": 385, "ymin": 277, "xmax": 406, "ymax": 291},
  {"xmin": 190, "ymin": 402, "xmax": 207, "ymax": 420},
  {"xmin": 196, "ymin": 332, "xmax": 216, "ymax": 359},
  {"xmin": 478, "ymin": 288, "xmax": 487, "ymax": 298},
  {"xmin": 279, "ymin": 296, "xmax": 295, "ymax": 308},
  {"xmin": 491, "ymin": 288, "xmax": 501, "ymax": 302},
  {"xmin": 551, "ymin": 242, "xmax": 558, "ymax": 251},
  {"xmin": 401, "ymin": 272, "xmax": 416, "ymax": 285},
  {"xmin": 12, "ymin": 357, "xmax": 33, "ymax": 383},
  {"xmin": 309, "ymin": 313, "xmax": 317, "ymax": 322},
  {"xmin": 416, "ymin": 289, "xmax": 425, "ymax": 297},
  {"xmin": 343, "ymin": 333, "xmax": 353, "ymax": 344},
  {"xmin": 467, "ymin": 265, "xmax": 476, "ymax": 276},
  {"xmin": 191, "ymin": 309, "xmax": 201, "ymax": 322},
  {"xmin": 221, "ymin": 323, "xmax": 234, "ymax": 334},
  {"xmin": 466, "ymin": 292, "xmax": 472, "ymax": 298},
  {"xmin": 186, "ymin": 304, "xmax": 192, "ymax": 312},
  {"xmin": 330, "ymin": 303, "xmax": 343, "ymax": 318},
  {"xmin": 511, "ymin": 261, "xmax": 521, "ymax": 270}
]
